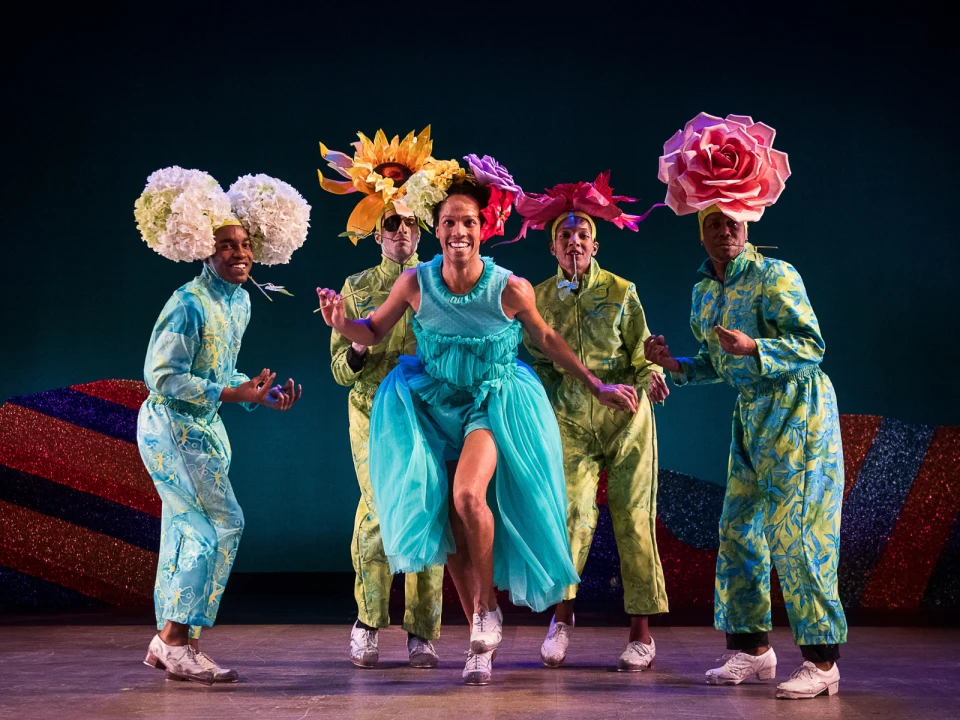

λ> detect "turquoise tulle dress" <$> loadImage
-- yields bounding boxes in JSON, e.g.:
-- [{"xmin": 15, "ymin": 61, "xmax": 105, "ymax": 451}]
[{"xmin": 369, "ymin": 255, "xmax": 579, "ymax": 612}]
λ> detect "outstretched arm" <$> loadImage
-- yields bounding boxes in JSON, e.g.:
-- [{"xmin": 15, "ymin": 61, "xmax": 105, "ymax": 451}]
[
  {"xmin": 317, "ymin": 269, "xmax": 419, "ymax": 347},
  {"xmin": 504, "ymin": 276, "xmax": 639, "ymax": 413}
]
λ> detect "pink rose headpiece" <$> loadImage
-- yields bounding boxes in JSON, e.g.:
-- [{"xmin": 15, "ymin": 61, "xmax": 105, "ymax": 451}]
[
  {"xmin": 658, "ymin": 113, "xmax": 791, "ymax": 224},
  {"xmin": 509, "ymin": 171, "xmax": 660, "ymax": 244}
]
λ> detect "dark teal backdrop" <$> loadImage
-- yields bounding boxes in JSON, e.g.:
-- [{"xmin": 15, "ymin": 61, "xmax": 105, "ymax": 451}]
[{"xmin": 4, "ymin": 5, "xmax": 956, "ymax": 572}]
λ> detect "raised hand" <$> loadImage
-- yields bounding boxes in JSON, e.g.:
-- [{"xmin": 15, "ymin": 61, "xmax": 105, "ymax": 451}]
[
  {"xmin": 316, "ymin": 288, "xmax": 345, "ymax": 329},
  {"xmin": 643, "ymin": 335, "xmax": 681, "ymax": 373},
  {"xmin": 647, "ymin": 372, "xmax": 670, "ymax": 404},
  {"xmin": 262, "ymin": 377, "xmax": 303, "ymax": 411},
  {"xmin": 714, "ymin": 326, "xmax": 758, "ymax": 357},
  {"xmin": 596, "ymin": 383, "xmax": 639, "ymax": 413},
  {"xmin": 228, "ymin": 369, "xmax": 276, "ymax": 405}
]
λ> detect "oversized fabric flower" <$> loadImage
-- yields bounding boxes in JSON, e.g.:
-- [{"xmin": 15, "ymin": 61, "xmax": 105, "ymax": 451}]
[
  {"xmin": 427, "ymin": 159, "xmax": 465, "ymax": 191},
  {"xmin": 479, "ymin": 186, "xmax": 515, "ymax": 243},
  {"xmin": 401, "ymin": 166, "xmax": 449, "ymax": 227},
  {"xmin": 464, "ymin": 154, "xmax": 521, "ymax": 194},
  {"xmin": 318, "ymin": 126, "xmax": 432, "ymax": 242},
  {"xmin": 134, "ymin": 166, "xmax": 233, "ymax": 262},
  {"xmin": 658, "ymin": 113, "xmax": 791, "ymax": 221},
  {"xmin": 228, "ymin": 174, "xmax": 311, "ymax": 265},
  {"xmin": 512, "ymin": 171, "xmax": 653, "ymax": 241}
]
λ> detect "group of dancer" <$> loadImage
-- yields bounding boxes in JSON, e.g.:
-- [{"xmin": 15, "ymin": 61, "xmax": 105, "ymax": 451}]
[{"xmin": 134, "ymin": 113, "xmax": 847, "ymax": 700}]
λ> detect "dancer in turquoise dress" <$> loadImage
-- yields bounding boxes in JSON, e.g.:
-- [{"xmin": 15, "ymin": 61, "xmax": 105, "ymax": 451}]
[{"xmin": 317, "ymin": 157, "xmax": 639, "ymax": 685}]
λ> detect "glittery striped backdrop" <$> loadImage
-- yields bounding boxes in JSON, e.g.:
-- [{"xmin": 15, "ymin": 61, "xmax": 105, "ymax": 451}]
[{"xmin": 1, "ymin": 381, "xmax": 958, "ymax": 611}]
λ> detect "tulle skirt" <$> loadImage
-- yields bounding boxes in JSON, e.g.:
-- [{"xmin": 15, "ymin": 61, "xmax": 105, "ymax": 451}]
[{"xmin": 369, "ymin": 355, "xmax": 579, "ymax": 612}]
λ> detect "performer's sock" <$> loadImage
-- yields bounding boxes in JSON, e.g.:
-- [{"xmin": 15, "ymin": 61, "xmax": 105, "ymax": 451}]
[
  {"xmin": 356, "ymin": 619, "xmax": 377, "ymax": 632},
  {"xmin": 800, "ymin": 644, "xmax": 841, "ymax": 663}
]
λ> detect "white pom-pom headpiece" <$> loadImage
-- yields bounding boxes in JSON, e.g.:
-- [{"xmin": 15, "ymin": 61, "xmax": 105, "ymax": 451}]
[
  {"xmin": 228, "ymin": 174, "xmax": 311, "ymax": 266},
  {"xmin": 134, "ymin": 167, "xmax": 234, "ymax": 262}
]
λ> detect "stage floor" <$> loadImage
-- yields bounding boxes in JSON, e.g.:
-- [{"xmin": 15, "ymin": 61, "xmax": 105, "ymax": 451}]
[{"xmin": 1, "ymin": 625, "xmax": 957, "ymax": 719}]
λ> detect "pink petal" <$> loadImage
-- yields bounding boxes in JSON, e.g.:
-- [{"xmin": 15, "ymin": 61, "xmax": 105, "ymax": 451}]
[
  {"xmin": 745, "ymin": 121, "xmax": 776, "ymax": 146},
  {"xmin": 684, "ymin": 112, "xmax": 725, "ymax": 135},
  {"xmin": 725, "ymin": 114, "xmax": 755, "ymax": 128},
  {"xmin": 662, "ymin": 128, "xmax": 686, "ymax": 155},
  {"xmin": 769, "ymin": 149, "xmax": 792, "ymax": 180}
]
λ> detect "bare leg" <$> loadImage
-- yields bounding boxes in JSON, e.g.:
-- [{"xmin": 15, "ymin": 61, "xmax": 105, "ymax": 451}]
[
  {"xmin": 554, "ymin": 599, "xmax": 575, "ymax": 624},
  {"xmin": 445, "ymin": 461, "xmax": 477, "ymax": 627},
  {"xmin": 451, "ymin": 430, "xmax": 498, "ymax": 615},
  {"xmin": 628, "ymin": 616, "xmax": 652, "ymax": 644},
  {"xmin": 158, "ymin": 621, "xmax": 190, "ymax": 646}
]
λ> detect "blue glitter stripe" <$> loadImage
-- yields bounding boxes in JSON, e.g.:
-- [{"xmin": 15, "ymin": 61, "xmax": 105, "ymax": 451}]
[
  {"xmin": 0, "ymin": 565, "xmax": 104, "ymax": 608},
  {"xmin": 921, "ymin": 514, "xmax": 960, "ymax": 609},
  {"xmin": 7, "ymin": 388, "xmax": 138, "ymax": 443},
  {"xmin": 0, "ymin": 465, "xmax": 160, "ymax": 552},
  {"xmin": 575, "ymin": 504, "xmax": 620, "ymax": 600},
  {"xmin": 838, "ymin": 417, "xmax": 935, "ymax": 609},
  {"xmin": 656, "ymin": 469, "xmax": 726, "ymax": 550}
]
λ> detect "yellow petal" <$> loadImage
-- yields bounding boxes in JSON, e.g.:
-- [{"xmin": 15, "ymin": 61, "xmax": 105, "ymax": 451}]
[
  {"xmin": 346, "ymin": 194, "xmax": 386, "ymax": 240},
  {"xmin": 318, "ymin": 170, "xmax": 358, "ymax": 195}
]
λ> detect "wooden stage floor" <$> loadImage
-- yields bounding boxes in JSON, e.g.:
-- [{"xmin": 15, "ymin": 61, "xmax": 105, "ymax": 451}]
[{"xmin": 1, "ymin": 625, "xmax": 958, "ymax": 719}]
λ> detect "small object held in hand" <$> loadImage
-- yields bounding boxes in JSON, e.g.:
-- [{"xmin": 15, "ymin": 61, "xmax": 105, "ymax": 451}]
[
  {"xmin": 314, "ymin": 289, "xmax": 362, "ymax": 312},
  {"xmin": 250, "ymin": 275, "xmax": 294, "ymax": 302}
]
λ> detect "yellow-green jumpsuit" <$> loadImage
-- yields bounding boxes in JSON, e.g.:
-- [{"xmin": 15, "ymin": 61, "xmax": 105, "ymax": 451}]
[
  {"xmin": 525, "ymin": 259, "xmax": 669, "ymax": 616},
  {"xmin": 330, "ymin": 253, "xmax": 443, "ymax": 639}
]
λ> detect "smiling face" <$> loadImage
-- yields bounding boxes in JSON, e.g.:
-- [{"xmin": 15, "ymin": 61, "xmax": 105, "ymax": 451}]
[
  {"xmin": 207, "ymin": 225, "xmax": 254, "ymax": 284},
  {"xmin": 376, "ymin": 207, "xmax": 420, "ymax": 263},
  {"xmin": 550, "ymin": 215, "xmax": 597, "ymax": 279},
  {"xmin": 436, "ymin": 194, "xmax": 483, "ymax": 264},
  {"xmin": 701, "ymin": 211, "xmax": 746, "ymax": 263}
]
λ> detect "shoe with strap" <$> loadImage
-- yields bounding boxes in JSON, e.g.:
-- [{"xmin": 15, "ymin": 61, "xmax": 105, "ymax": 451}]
[
  {"xmin": 407, "ymin": 635, "xmax": 439, "ymax": 668},
  {"xmin": 349, "ymin": 621, "xmax": 379, "ymax": 668},
  {"xmin": 164, "ymin": 651, "xmax": 239, "ymax": 683},
  {"xmin": 470, "ymin": 605, "xmax": 503, "ymax": 653},
  {"xmin": 144, "ymin": 634, "xmax": 214, "ymax": 685},
  {"xmin": 540, "ymin": 614, "xmax": 574, "ymax": 668},
  {"xmin": 617, "ymin": 636, "xmax": 656, "ymax": 672},
  {"xmin": 776, "ymin": 661, "xmax": 840, "ymax": 699},
  {"xmin": 463, "ymin": 649, "xmax": 495, "ymax": 686},
  {"xmin": 706, "ymin": 647, "xmax": 778, "ymax": 685}
]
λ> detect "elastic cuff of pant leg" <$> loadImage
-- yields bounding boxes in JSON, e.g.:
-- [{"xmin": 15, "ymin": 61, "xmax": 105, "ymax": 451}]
[
  {"xmin": 625, "ymin": 607, "xmax": 669, "ymax": 617},
  {"xmin": 800, "ymin": 644, "xmax": 841, "ymax": 663},
  {"xmin": 159, "ymin": 617, "xmax": 213, "ymax": 633},
  {"xmin": 563, "ymin": 585, "xmax": 579, "ymax": 602},
  {"xmin": 357, "ymin": 616, "xmax": 387, "ymax": 631},
  {"xmin": 726, "ymin": 631, "xmax": 770, "ymax": 650}
]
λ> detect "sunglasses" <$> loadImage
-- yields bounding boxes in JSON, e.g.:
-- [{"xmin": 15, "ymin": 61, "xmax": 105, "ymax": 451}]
[{"xmin": 382, "ymin": 215, "xmax": 418, "ymax": 233}]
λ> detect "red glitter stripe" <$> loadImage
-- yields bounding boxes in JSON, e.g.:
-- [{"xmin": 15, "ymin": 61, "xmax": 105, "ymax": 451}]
[
  {"xmin": 860, "ymin": 426, "xmax": 960, "ymax": 610},
  {"xmin": 0, "ymin": 500, "xmax": 156, "ymax": 606},
  {"xmin": 70, "ymin": 379, "xmax": 149, "ymax": 411},
  {"xmin": 655, "ymin": 519, "xmax": 790, "ymax": 609},
  {"xmin": 0, "ymin": 405, "xmax": 160, "ymax": 516},
  {"xmin": 597, "ymin": 468, "xmax": 608, "ymax": 505},
  {"xmin": 656, "ymin": 518, "xmax": 716, "ymax": 606},
  {"xmin": 839, "ymin": 414, "xmax": 883, "ymax": 501}
]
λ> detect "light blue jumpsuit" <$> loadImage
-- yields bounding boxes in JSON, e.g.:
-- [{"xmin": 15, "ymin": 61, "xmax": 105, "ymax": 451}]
[
  {"xmin": 671, "ymin": 244, "xmax": 847, "ymax": 649},
  {"xmin": 137, "ymin": 264, "xmax": 254, "ymax": 638}
]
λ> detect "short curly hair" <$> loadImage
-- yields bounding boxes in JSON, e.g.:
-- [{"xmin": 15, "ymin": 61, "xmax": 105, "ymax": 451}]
[{"xmin": 432, "ymin": 180, "xmax": 491, "ymax": 227}]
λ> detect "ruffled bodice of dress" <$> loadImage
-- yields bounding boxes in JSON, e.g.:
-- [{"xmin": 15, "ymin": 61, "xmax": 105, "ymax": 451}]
[{"xmin": 414, "ymin": 255, "xmax": 521, "ymax": 405}]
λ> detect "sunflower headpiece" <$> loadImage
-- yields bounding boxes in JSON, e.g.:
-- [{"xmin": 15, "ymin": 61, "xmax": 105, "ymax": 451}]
[{"xmin": 318, "ymin": 126, "xmax": 433, "ymax": 244}]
